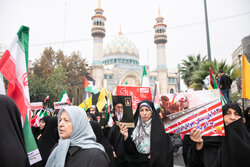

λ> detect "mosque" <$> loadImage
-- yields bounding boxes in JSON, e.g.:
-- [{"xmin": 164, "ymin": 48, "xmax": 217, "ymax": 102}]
[{"xmin": 89, "ymin": 0, "xmax": 179, "ymax": 95}]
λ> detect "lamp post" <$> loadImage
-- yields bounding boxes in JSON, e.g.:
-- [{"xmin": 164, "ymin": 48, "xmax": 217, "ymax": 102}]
[{"xmin": 204, "ymin": 0, "xmax": 212, "ymax": 62}]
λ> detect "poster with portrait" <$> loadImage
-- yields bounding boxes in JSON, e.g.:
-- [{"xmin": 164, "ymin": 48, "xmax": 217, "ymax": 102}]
[
  {"xmin": 161, "ymin": 89, "xmax": 225, "ymax": 136},
  {"xmin": 116, "ymin": 86, "xmax": 152, "ymax": 113},
  {"xmin": 112, "ymin": 95, "xmax": 134, "ymax": 128}
]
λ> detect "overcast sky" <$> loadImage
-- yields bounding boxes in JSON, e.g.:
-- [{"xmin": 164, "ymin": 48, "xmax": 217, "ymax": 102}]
[{"xmin": 1, "ymin": 0, "xmax": 250, "ymax": 71}]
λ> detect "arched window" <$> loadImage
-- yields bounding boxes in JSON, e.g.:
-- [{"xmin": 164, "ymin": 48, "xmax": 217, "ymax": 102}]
[{"xmin": 170, "ymin": 88, "xmax": 174, "ymax": 93}]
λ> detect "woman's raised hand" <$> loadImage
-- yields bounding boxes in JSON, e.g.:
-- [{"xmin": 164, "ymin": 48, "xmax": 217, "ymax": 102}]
[
  {"xmin": 119, "ymin": 123, "xmax": 128, "ymax": 140},
  {"xmin": 190, "ymin": 128, "xmax": 204, "ymax": 150}
]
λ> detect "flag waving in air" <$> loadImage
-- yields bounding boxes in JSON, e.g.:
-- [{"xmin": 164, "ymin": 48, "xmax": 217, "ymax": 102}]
[
  {"xmin": 242, "ymin": 54, "xmax": 250, "ymax": 100},
  {"xmin": 141, "ymin": 66, "xmax": 150, "ymax": 87},
  {"xmin": 209, "ymin": 67, "xmax": 227, "ymax": 105},
  {"xmin": 44, "ymin": 95, "xmax": 49, "ymax": 103},
  {"xmin": 0, "ymin": 26, "xmax": 41, "ymax": 165},
  {"xmin": 59, "ymin": 89, "xmax": 71, "ymax": 104},
  {"xmin": 84, "ymin": 74, "xmax": 98, "ymax": 94}
]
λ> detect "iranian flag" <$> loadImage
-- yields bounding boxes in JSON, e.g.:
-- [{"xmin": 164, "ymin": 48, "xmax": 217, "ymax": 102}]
[
  {"xmin": 59, "ymin": 89, "xmax": 71, "ymax": 104},
  {"xmin": 84, "ymin": 74, "xmax": 98, "ymax": 94},
  {"xmin": 0, "ymin": 26, "xmax": 41, "ymax": 165},
  {"xmin": 43, "ymin": 95, "xmax": 49, "ymax": 103},
  {"xmin": 31, "ymin": 109, "xmax": 48, "ymax": 127},
  {"xmin": 141, "ymin": 66, "xmax": 150, "ymax": 87}
]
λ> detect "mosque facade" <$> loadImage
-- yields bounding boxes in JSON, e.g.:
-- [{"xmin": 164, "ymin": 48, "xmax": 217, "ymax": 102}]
[{"xmin": 89, "ymin": 0, "xmax": 178, "ymax": 95}]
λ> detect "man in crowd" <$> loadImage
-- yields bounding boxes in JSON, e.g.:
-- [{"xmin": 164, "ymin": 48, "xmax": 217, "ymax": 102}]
[{"xmin": 219, "ymin": 70, "xmax": 232, "ymax": 102}]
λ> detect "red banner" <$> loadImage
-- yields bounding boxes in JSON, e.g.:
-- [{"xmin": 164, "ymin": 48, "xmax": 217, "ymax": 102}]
[{"xmin": 116, "ymin": 86, "xmax": 152, "ymax": 112}]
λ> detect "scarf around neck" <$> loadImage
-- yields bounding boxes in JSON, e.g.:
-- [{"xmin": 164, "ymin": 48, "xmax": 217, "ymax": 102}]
[{"xmin": 132, "ymin": 116, "xmax": 152, "ymax": 154}]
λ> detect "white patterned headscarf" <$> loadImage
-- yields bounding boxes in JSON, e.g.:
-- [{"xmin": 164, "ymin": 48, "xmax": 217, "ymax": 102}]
[
  {"xmin": 46, "ymin": 106, "xmax": 104, "ymax": 167},
  {"xmin": 132, "ymin": 102, "xmax": 152, "ymax": 154}
]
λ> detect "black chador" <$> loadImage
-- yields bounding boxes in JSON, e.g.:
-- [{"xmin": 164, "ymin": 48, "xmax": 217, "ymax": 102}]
[{"xmin": 0, "ymin": 95, "xmax": 30, "ymax": 167}]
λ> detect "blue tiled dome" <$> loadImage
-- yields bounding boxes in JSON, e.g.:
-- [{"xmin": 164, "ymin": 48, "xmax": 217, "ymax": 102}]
[{"xmin": 104, "ymin": 35, "xmax": 139, "ymax": 58}]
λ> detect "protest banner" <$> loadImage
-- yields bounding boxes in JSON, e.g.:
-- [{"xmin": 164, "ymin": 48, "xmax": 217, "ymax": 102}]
[
  {"xmin": 161, "ymin": 89, "xmax": 224, "ymax": 136},
  {"xmin": 116, "ymin": 86, "xmax": 152, "ymax": 113},
  {"xmin": 30, "ymin": 102, "xmax": 43, "ymax": 111},
  {"xmin": 54, "ymin": 101, "xmax": 69, "ymax": 110},
  {"xmin": 112, "ymin": 95, "xmax": 134, "ymax": 128}
]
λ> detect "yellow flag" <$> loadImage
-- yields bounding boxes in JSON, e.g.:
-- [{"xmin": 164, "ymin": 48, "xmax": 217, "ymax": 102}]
[
  {"xmin": 242, "ymin": 55, "xmax": 250, "ymax": 100},
  {"xmin": 79, "ymin": 96, "xmax": 92, "ymax": 110},
  {"xmin": 96, "ymin": 88, "xmax": 107, "ymax": 112}
]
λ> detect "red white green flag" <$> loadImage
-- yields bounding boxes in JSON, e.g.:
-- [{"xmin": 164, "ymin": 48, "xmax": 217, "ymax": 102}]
[
  {"xmin": 59, "ymin": 89, "xmax": 71, "ymax": 104},
  {"xmin": 141, "ymin": 66, "xmax": 150, "ymax": 87},
  {"xmin": 31, "ymin": 109, "xmax": 48, "ymax": 127},
  {"xmin": 0, "ymin": 26, "xmax": 41, "ymax": 165}
]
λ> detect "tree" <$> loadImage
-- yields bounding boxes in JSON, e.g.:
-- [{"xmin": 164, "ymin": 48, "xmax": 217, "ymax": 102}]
[
  {"xmin": 32, "ymin": 47, "xmax": 56, "ymax": 80},
  {"xmin": 180, "ymin": 54, "xmax": 207, "ymax": 87},
  {"xmin": 191, "ymin": 59, "xmax": 237, "ymax": 90},
  {"xmin": 64, "ymin": 51, "xmax": 88, "ymax": 105},
  {"xmin": 29, "ymin": 74, "xmax": 48, "ymax": 102},
  {"xmin": 29, "ymin": 47, "xmax": 89, "ymax": 106}
]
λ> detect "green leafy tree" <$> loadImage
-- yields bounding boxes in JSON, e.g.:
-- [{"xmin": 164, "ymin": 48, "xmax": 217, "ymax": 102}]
[
  {"xmin": 180, "ymin": 54, "xmax": 207, "ymax": 87},
  {"xmin": 29, "ymin": 74, "xmax": 48, "ymax": 102},
  {"xmin": 64, "ymin": 52, "xmax": 88, "ymax": 105},
  {"xmin": 29, "ymin": 47, "xmax": 89, "ymax": 106},
  {"xmin": 191, "ymin": 59, "xmax": 237, "ymax": 90}
]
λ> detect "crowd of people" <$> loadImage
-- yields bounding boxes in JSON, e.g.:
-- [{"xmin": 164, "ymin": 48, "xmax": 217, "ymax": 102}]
[{"xmin": 1, "ymin": 92, "xmax": 250, "ymax": 167}]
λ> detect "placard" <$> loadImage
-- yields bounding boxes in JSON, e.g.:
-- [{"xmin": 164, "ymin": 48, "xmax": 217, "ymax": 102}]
[
  {"xmin": 116, "ymin": 86, "xmax": 152, "ymax": 112},
  {"xmin": 54, "ymin": 101, "xmax": 69, "ymax": 110},
  {"xmin": 30, "ymin": 102, "xmax": 43, "ymax": 110},
  {"xmin": 161, "ymin": 89, "xmax": 224, "ymax": 136},
  {"xmin": 112, "ymin": 95, "xmax": 134, "ymax": 128}
]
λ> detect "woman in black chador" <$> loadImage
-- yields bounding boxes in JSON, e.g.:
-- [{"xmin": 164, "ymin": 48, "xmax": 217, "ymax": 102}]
[
  {"xmin": 188, "ymin": 103, "xmax": 250, "ymax": 167},
  {"xmin": 33, "ymin": 117, "xmax": 59, "ymax": 167},
  {"xmin": 0, "ymin": 95, "xmax": 29, "ymax": 167},
  {"xmin": 119, "ymin": 100, "xmax": 173, "ymax": 167},
  {"xmin": 244, "ymin": 107, "xmax": 250, "ymax": 132}
]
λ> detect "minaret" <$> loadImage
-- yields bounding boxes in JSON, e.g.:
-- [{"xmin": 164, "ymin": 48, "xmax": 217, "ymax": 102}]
[
  {"xmin": 154, "ymin": 8, "xmax": 168, "ymax": 94},
  {"xmin": 91, "ymin": 0, "xmax": 106, "ymax": 90}
]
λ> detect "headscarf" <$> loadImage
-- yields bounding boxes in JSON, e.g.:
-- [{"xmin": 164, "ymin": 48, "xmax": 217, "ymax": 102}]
[
  {"xmin": 0, "ymin": 95, "xmax": 29, "ymax": 167},
  {"xmin": 37, "ymin": 117, "xmax": 59, "ymax": 166},
  {"xmin": 46, "ymin": 106, "xmax": 105, "ymax": 167},
  {"xmin": 40, "ymin": 116, "xmax": 51, "ymax": 132},
  {"xmin": 132, "ymin": 102, "xmax": 152, "ymax": 154},
  {"xmin": 214, "ymin": 103, "xmax": 250, "ymax": 167},
  {"xmin": 222, "ymin": 103, "xmax": 242, "ymax": 117},
  {"xmin": 244, "ymin": 107, "xmax": 250, "ymax": 132},
  {"xmin": 132, "ymin": 100, "xmax": 173, "ymax": 167}
]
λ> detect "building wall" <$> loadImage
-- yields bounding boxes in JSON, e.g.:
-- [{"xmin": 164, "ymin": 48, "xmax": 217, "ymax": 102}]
[{"xmin": 231, "ymin": 45, "xmax": 243, "ymax": 69}]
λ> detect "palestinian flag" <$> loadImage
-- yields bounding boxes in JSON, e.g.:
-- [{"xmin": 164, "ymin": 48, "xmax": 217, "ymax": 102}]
[
  {"xmin": 84, "ymin": 74, "xmax": 98, "ymax": 94},
  {"xmin": 59, "ymin": 89, "xmax": 71, "ymax": 104},
  {"xmin": 0, "ymin": 26, "xmax": 41, "ymax": 164}
]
